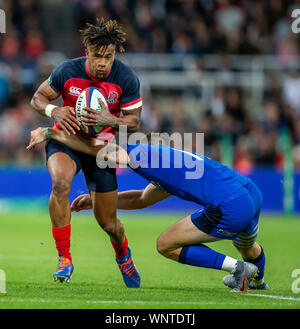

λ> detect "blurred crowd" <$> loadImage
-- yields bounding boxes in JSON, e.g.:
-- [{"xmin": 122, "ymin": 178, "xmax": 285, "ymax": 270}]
[
  {"xmin": 140, "ymin": 77, "xmax": 300, "ymax": 174},
  {"xmin": 72, "ymin": 0, "xmax": 300, "ymax": 57},
  {"xmin": 0, "ymin": 0, "xmax": 300, "ymax": 171}
]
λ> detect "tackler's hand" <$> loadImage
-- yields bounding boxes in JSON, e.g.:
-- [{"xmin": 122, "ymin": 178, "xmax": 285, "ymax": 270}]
[
  {"xmin": 27, "ymin": 127, "xmax": 48, "ymax": 150},
  {"xmin": 71, "ymin": 194, "xmax": 93, "ymax": 212}
]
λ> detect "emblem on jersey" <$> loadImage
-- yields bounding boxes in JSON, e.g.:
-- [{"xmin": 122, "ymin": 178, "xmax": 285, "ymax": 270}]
[
  {"xmin": 108, "ymin": 91, "xmax": 119, "ymax": 104},
  {"xmin": 69, "ymin": 86, "xmax": 82, "ymax": 96}
]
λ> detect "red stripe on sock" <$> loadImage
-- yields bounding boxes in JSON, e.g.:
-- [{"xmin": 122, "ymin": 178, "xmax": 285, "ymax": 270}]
[
  {"xmin": 111, "ymin": 235, "xmax": 128, "ymax": 260},
  {"xmin": 52, "ymin": 224, "xmax": 72, "ymax": 262}
]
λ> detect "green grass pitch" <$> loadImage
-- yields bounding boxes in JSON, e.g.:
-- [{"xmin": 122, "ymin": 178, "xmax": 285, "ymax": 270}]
[{"xmin": 0, "ymin": 211, "xmax": 300, "ymax": 309}]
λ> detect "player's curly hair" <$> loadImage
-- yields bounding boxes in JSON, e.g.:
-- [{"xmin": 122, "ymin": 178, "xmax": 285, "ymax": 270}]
[{"xmin": 79, "ymin": 18, "xmax": 126, "ymax": 53}]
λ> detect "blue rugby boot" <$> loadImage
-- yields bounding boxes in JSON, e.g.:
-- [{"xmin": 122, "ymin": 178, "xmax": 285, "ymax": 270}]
[
  {"xmin": 53, "ymin": 255, "xmax": 74, "ymax": 283},
  {"xmin": 116, "ymin": 248, "xmax": 141, "ymax": 288}
]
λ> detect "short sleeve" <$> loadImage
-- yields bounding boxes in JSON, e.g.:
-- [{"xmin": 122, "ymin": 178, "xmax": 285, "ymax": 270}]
[
  {"xmin": 119, "ymin": 68, "xmax": 142, "ymax": 111},
  {"xmin": 47, "ymin": 60, "xmax": 68, "ymax": 93}
]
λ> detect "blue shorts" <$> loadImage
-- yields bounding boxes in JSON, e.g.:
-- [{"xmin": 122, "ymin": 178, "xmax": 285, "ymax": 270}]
[
  {"xmin": 191, "ymin": 180, "xmax": 263, "ymax": 245},
  {"xmin": 45, "ymin": 139, "xmax": 117, "ymax": 193}
]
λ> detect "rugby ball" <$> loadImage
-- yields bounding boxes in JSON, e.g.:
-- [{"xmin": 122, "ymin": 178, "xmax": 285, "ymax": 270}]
[{"xmin": 76, "ymin": 87, "xmax": 108, "ymax": 134}]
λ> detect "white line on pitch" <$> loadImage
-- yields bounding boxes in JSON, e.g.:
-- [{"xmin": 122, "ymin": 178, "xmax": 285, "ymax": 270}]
[
  {"xmin": 0, "ymin": 298, "xmax": 230, "ymax": 305},
  {"xmin": 0, "ymin": 297, "xmax": 297, "ymax": 306},
  {"xmin": 246, "ymin": 293, "xmax": 300, "ymax": 302},
  {"xmin": 86, "ymin": 300, "xmax": 230, "ymax": 305}
]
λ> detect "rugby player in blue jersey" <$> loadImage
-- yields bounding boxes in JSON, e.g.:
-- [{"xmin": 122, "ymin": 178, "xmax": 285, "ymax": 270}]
[{"xmin": 27, "ymin": 129, "xmax": 268, "ymax": 292}]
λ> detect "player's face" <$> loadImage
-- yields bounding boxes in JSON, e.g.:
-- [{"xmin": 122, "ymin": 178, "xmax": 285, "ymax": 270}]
[{"xmin": 86, "ymin": 44, "xmax": 115, "ymax": 79}]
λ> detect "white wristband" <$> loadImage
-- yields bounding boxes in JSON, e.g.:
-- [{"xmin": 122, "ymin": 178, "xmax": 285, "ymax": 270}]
[{"xmin": 45, "ymin": 104, "xmax": 57, "ymax": 118}]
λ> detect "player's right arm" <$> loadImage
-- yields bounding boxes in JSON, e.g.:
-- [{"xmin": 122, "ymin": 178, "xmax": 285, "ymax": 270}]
[
  {"xmin": 31, "ymin": 80, "xmax": 81, "ymax": 135},
  {"xmin": 27, "ymin": 127, "xmax": 103, "ymax": 155},
  {"xmin": 27, "ymin": 127, "xmax": 130, "ymax": 169}
]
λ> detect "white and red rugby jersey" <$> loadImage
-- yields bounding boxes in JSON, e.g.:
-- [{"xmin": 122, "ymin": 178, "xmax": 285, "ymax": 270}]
[{"xmin": 48, "ymin": 57, "xmax": 142, "ymax": 139}]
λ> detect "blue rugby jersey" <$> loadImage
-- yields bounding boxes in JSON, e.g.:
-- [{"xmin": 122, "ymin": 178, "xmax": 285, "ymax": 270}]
[{"xmin": 125, "ymin": 144, "xmax": 251, "ymax": 208}]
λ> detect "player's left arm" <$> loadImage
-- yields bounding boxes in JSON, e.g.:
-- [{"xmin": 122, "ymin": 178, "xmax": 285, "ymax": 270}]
[
  {"xmin": 118, "ymin": 70, "xmax": 142, "ymax": 131},
  {"xmin": 71, "ymin": 183, "xmax": 169, "ymax": 212},
  {"xmin": 119, "ymin": 106, "xmax": 142, "ymax": 131},
  {"xmin": 118, "ymin": 183, "xmax": 171, "ymax": 210}
]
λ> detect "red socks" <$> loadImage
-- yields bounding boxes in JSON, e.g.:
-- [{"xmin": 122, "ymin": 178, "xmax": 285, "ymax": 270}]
[
  {"xmin": 52, "ymin": 225, "xmax": 127, "ymax": 262},
  {"xmin": 110, "ymin": 235, "xmax": 128, "ymax": 260},
  {"xmin": 52, "ymin": 224, "xmax": 72, "ymax": 262}
]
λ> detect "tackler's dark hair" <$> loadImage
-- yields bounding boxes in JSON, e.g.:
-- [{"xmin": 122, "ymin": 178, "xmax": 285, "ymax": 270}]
[{"xmin": 79, "ymin": 17, "xmax": 126, "ymax": 53}]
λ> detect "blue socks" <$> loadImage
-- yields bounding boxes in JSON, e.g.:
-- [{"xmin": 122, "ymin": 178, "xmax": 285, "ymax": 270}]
[
  {"xmin": 179, "ymin": 244, "xmax": 226, "ymax": 270},
  {"xmin": 178, "ymin": 243, "xmax": 265, "ymax": 281},
  {"xmin": 244, "ymin": 246, "xmax": 265, "ymax": 280}
]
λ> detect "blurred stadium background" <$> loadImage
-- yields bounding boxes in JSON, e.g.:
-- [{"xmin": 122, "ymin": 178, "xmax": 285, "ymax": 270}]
[{"xmin": 1, "ymin": 0, "xmax": 300, "ymax": 215}]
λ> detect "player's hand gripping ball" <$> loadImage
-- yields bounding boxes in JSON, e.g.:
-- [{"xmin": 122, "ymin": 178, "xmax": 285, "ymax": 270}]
[{"xmin": 76, "ymin": 87, "xmax": 108, "ymax": 134}]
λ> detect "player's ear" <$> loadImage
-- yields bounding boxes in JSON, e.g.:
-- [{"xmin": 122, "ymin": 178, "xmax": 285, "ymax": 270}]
[{"xmin": 85, "ymin": 48, "xmax": 89, "ymax": 58}]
